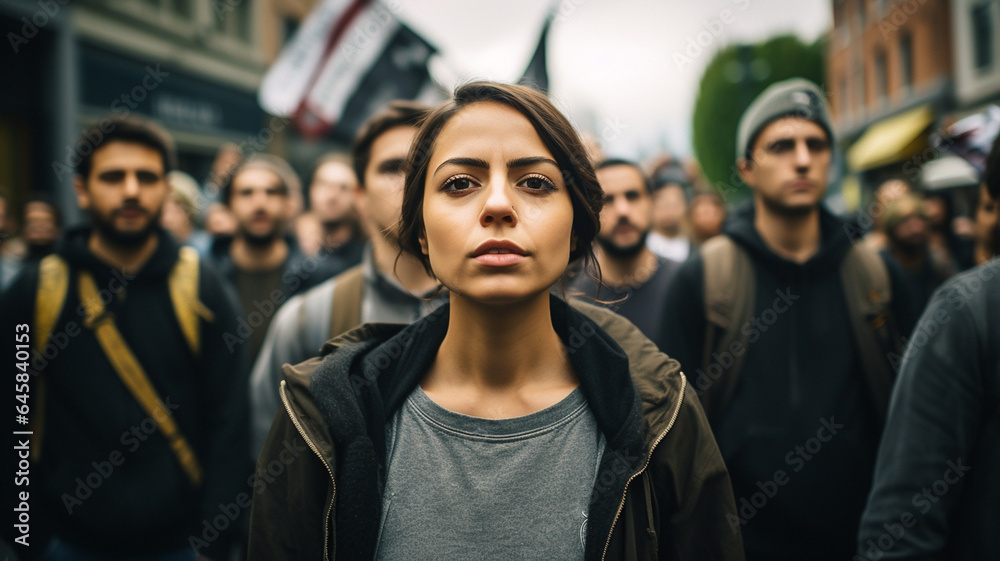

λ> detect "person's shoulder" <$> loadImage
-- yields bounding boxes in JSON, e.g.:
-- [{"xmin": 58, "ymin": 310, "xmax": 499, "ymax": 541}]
[
  {"xmin": 570, "ymin": 299, "xmax": 681, "ymax": 386},
  {"xmin": 0, "ymin": 257, "xmax": 43, "ymax": 305},
  {"xmin": 266, "ymin": 280, "xmax": 334, "ymax": 338},
  {"xmin": 654, "ymin": 254, "xmax": 682, "ymax": 278},
  {"xmin": 929, "ymin": 259, "xmax": 1000, "ymax": 312},
  {"xmin": 197, "ymin": 255, "xmax": 232, "ymax": 295},
  {"xmin": 301, "ymin": 271, "xmax": 340, "ymax": 302},
  {"xmin": 667, "ymin": 242, "xmax": 708, "ymax": 289}
]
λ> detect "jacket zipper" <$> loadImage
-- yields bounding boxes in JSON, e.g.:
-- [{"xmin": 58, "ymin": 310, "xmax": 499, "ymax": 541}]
[
  {"xmin": 601, "ymin": 373, "xmax": 687, "ymax": 561},
  {"xmin": 280, "ymin": 380, "xmax": 337, "ymax": 561}
]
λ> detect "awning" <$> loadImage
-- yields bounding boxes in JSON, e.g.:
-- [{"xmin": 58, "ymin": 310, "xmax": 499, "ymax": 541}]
[
  {"xmin": 846, "ymin": 105, "xmax": 935, "ymax": 172},
  {"xmin": 921, "ymin": 155, "xmax": 980, "ymax": 190}
]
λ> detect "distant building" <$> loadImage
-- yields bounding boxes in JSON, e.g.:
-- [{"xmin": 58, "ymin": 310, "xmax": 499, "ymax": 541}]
[
  {"xmin": 0, "ymin": 0, "xmax": 331, "ymax": 224},
  {"xmin": 951, "ymin": 0, "xmax": 1000, "ymax": 111},
  {"xmin": 827, "ymin": 0, "xmax": 955, "ymax": 199}
]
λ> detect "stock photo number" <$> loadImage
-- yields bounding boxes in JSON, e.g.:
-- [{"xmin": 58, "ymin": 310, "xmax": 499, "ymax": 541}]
[{"xmin": 13, "ymin": 323, "xmax": 32, "ymax": 547}]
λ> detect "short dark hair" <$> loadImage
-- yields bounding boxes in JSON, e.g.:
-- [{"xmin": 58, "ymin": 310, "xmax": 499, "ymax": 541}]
[
  {"xmin": 352, "ymin": 100, "xmax": 432, "ymax": 188},
  {"xmin": 399, "ymin": 81, "xmax": 604, "ymax": 276},
  {"xmin": 650, "ymin": 162, "xmax": 692, "ymax": 195},
  {"xmin": 76, "ymin": 116, "xmax": 176, "ymax": 180},
  {"xmin": 595, "ymin": 158, "xmax": 652, "ymax": 194},
  {"xmin": 986, "ymin": 131, "xmax": 1000, "ymax": 200},
  {"xmin": 221, "ymin": 154, "xmax": 299, "ymax": 206}
]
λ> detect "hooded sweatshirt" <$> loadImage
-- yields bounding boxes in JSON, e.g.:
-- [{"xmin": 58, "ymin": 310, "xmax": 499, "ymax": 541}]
[
  {"xmin": 0, "ymin": 226, "xmax": 249, "ymax": 559},
  {"xmin": 661, "ymin": 203, "xmax": 914, "ymax": 561}
]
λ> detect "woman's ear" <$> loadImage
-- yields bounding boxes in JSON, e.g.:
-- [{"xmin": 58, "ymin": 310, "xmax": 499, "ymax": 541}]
[
  {"xmin": 418, "ymin": 228, "xmax": 428, "ymax": 255},
  {"xmin": 570, "ymin": 232, "xmax": 578, "ymax": 252}
]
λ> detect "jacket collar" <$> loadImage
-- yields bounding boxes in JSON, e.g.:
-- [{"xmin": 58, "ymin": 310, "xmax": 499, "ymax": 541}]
[
  {"xmin": 59, "ymin": 224, "xmax": 180, "ymax": 282},
  {"xmin": 208, "ymin": 233, "xmax": 304, "ymax": 281},
  {"xmin": 304, "ymin": 294, "xmax": 646, "ymax": 560},
  {"xmin": 725, "ymin": 200, "xmax": 854, "ymax": 281},
  {"xmin": 312, "ymin": 294, "xmax": 644, "ymax": 453}
]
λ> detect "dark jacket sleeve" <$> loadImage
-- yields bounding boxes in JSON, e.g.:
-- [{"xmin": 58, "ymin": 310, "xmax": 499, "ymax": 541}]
[
  {"xmin": 572, "ymin": 298, "xmax": 742, "ymax": 560},
  {"xmin": 857, "ymin": 278, "xmax": 983, "ymax": 560},
  {"xmin": 659, "ymin": 254, "xmax": 707, "ymax": 384},
  {"xmin": 248, "ymin": 375, "xmax": 333, "ymax": 561},
  {"xmin": 194, "ymin": 261, "xmax": 251, "ymax": 560},
  {"xmin": 653, "ymin": 384, "xmax": 744, "ymax": 561}
]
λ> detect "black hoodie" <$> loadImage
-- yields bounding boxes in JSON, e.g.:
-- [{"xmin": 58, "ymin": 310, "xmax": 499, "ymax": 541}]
[
  {"xmin": 661, "ymin": 203, "xmax": 914, "ymax": 561},
  {"xmin": 1, "ymin": 226, "xmax": 249, "ymax": 559}
]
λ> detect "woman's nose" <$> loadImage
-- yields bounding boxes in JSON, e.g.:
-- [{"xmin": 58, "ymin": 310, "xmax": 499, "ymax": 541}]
[{"xmin": 480, "ymin": 179, "xmax": 517, "ymax": 227}]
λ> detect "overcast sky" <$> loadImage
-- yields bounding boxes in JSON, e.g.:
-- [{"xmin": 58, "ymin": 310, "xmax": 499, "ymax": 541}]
[{"xmin": 396, "ymin": 0, "xmax": 832, "ymax": 160}]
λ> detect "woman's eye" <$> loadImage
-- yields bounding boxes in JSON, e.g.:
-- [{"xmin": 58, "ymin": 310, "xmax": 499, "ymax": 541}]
[
  {"xmin": 442, "ymin": 176, "xmax": 476, "ymax": 191},
  {"xmin": 522, "ymin": 175, "xmax": 555, "ymax": 191}
]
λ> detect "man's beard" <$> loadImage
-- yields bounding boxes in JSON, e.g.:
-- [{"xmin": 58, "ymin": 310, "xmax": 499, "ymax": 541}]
[
  {"xmin": 891, "ymin": 233, "xmax": 928, "ymax": 255},
  {"xmin": 321, "ymin": 217, "xmax": 352, "ymax": 231},
  {"xmin": 89, "ymin": 207, "xmax": 160, "ymax": 248},
  {"xmin": 243, "ymin": 230, "xmax": 281, "ymax": 247},
  {"xmin": 240, "ymin": 213, "xmax": 284, "ymax": 247},
  {"xmin": 596, "ymin": 230, "xmax": 648, "ymax": 258},
  {"xmin": 758, "ymin": 191, "xmax": 816, "ymax": 218}
]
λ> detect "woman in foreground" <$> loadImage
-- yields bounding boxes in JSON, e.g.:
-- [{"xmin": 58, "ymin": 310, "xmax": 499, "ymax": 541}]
[{"xmin": 248, "ymin": 82, "xmax": 742, "ymax": 560}]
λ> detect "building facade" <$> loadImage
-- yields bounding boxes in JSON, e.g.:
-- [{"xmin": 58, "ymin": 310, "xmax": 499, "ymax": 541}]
[
  {"xmin": 827, "ymin": 0, "xmax": 955, "ymax": 197},
  {"xmin": 951, "ymin": 0, "xmax": 1000, "ymax": 111},
  {"xmin": 0, "ymin": 0, "xmax": 328, "ymax": 225}
]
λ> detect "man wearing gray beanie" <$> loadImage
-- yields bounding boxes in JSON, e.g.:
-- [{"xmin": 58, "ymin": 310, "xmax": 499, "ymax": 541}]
[{"xmin": 661, "ymin": 78, "xmax": 915, "ymax": 560}]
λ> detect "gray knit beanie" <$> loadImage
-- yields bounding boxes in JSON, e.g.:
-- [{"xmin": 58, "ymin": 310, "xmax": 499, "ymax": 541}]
[{"xmin": 736, "ymin": 78, "xmax": 833, "ymax": 162}]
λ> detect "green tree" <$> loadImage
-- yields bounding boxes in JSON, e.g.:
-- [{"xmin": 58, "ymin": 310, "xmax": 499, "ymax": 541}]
[{"xmin": 691, "ymin": 34, "xmax": 826, "ymax": 202}]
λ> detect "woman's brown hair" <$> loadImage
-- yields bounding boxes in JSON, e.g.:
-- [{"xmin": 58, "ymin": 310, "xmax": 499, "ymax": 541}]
[{"xmin": 398, "ymin": 81, "xmax": 604, "ymax": 277}]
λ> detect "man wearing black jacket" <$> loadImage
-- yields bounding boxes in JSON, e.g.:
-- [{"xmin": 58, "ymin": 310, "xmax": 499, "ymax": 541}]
[
  {"xmin": 856, "ymin": 130, "xmax": 1000, "ymax": 561},
  {"xmin": 661, "ymin": 79, "xmax": 913, "ymax": 560},
  {"xmin": 1, "ymin": 116, "xmax": 247, "ymax": 560}
]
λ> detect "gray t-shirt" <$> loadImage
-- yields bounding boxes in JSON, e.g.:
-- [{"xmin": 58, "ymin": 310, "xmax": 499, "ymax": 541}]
[{"xmin": 375, "ymin": 386, "xmax": 606, "ymax": 561}]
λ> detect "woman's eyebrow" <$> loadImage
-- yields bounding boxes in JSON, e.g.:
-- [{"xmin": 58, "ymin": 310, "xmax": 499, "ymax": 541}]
[
  {"xmin": 434, "ymin": 156, "xmax": 559, "ymax": 174},
  {"xmin": 507, "ymin": 156, "xmax": 558, "ymax": 169},
  {"xmin": 434, "ymin": 157, "xmax": 489, "ymax": 174}
]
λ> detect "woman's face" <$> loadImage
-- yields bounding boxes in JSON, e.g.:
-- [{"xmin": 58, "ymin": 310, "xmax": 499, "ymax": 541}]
[{"xmin": 420, "ymin": 101, "xmax": 575, "ymax": 305}]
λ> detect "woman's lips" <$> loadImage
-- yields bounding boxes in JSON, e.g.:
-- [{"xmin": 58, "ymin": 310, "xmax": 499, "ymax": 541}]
[
  {"xmin": 474, "ymin": 252, "xmax": 526, "ymax": 266},
  {"xmin": 471, "ymin": 239, "xmax": 528, "ymax": 266}
]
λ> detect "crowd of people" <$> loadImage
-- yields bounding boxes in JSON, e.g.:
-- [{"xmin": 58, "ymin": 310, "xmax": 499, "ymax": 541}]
[{"xmin": 1, "ymin": 77, "xmax": 998, "ymax": 561}]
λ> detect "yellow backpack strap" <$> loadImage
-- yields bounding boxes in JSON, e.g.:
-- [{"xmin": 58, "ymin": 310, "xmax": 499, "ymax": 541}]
[
  {"xmin": 79, "ymin": 270, "xmax": 203, "ymax": 487},
  {"xmin": 30, "ymin": 254, "xmax": 70, "ymax": 461},
  {"xmin": 35, "ymin": 255, "xmax": 69, "ymax": 355},
  {"xmin": 330, "ymin": 264, "xmax": 365, "ymax": 339},
  {"xmin": 168, "ymin": 246, "xmax": 214, "ymax": 357}
]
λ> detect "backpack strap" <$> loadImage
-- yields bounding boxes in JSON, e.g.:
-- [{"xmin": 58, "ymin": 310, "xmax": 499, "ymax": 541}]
[
  {"xmin": 29, "ymin": 249, "xmax": 211, "ymax": 465},
  {"xmin": 840, "ymin": 243, "xmax": 897, "ymax": 422},
  {"xmin": 167, "ymin": 246, "xmax": 214, "ymax": 357},
  {"xmin": 78, "ymin": 270, "xmax": 203, "ymax": 487},
  {"xmin": 30, "ymin": 254, "xmax": 70, "ymax": 461},
  {"xmin": 35, "ymin": 255, "xmax": 69, "ymax": 356},
  {"xmin": 699, "ymin": 236, "xmax": 755, "ymax": 422},
  {"xmin": 330, "ymin": 264, "xmax": 365, "ymax": 339}
]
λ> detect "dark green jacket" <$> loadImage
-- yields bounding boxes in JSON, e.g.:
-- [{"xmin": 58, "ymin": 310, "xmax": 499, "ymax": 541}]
[{"xmin": 248, "ymin": 296, "xmax": 744, "ymax": 560}]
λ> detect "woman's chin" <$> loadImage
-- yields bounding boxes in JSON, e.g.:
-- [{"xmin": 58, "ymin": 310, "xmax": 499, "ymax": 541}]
[{"xmin": 449, "ymin": 282, "xmax": 552, "ymax": 307}]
